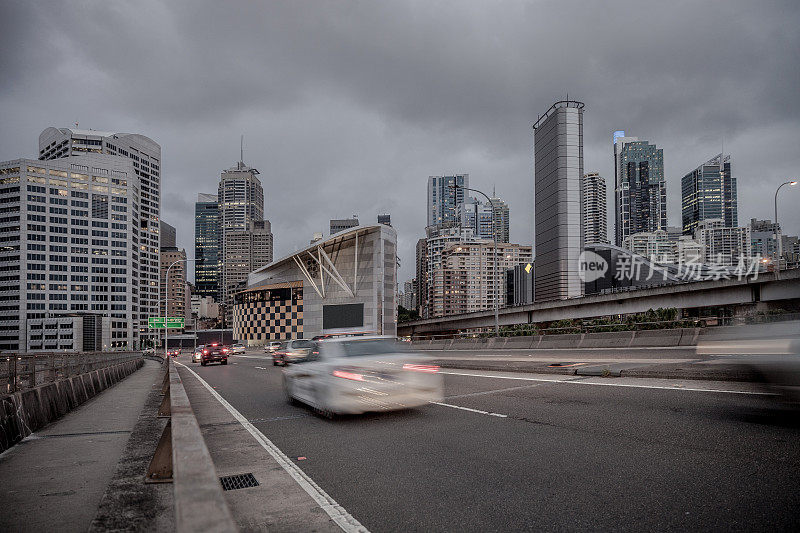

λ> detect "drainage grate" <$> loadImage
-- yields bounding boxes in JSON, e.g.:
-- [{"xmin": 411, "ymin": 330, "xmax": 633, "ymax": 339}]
[{"xmin": 219, "ymin": 473, "xmax": 259, "ymax": 491}]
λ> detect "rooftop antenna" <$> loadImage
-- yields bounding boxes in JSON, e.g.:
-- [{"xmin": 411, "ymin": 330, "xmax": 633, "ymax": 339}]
[
  {"xmin": 75, "ymin": 121, "xmax": 79, "ymax": 128},
  {"xmin": 240, "ymin": 134, "xmax": 244, "ymax": 164},
  {"xmin": 492, "ymin": 184, "xmax": 496, "ymax": 197}
]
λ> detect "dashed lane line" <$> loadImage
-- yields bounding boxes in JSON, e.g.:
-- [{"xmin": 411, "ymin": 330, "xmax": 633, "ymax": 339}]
[
  {"xmin": 444, "ymin": 382, "xmax": 545, "ymax": 400},
  {"xmin": 178, "ymin": 362, "xmax": 369, "ymax": 533},
  {"xmin": 430, "ymin": 402, "xmax": 508, "ymax": 417}
]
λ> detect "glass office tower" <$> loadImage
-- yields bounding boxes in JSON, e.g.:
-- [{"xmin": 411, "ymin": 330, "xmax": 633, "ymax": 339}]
[
  {"xmin": 681, "ymin": 154, "xmax": 736, "ymax": 235},
  {"xmin": 614, "ymin": 136, "xmax": 667, "ymax": 246},
  {"xmin": 194, "ymin": 193, "xmax": 220, "ymax": 298},
  {"xmin": 533, "ymin": 100, "xmax": 585, "ymax": 301}
]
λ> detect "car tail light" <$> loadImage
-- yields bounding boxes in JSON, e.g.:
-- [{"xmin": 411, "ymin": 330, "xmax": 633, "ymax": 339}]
[
  {"xmin": 403, "ymin": 364, "xmax": 439, "ymax": 373},
  {"xmin": 332, "ymin": 369, "xmax": 365, "ymax": 381},
  {"xmin": 203, "ymin": 350, "xmax": 209, "ymax": 355}
]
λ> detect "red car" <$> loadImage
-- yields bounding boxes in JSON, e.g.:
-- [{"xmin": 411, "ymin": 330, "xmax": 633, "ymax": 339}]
[{"xmin": 201, "ymin": 343, "xmax": 229, "ymax": 366}]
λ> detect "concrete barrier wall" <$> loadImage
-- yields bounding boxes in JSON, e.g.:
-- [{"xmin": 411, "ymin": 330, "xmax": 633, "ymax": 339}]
[
  {"xmin": 580, "ymin": 331, "xmax": 634, "ymax": 348},
  {"xmin": 629, "ymin": 329, "xmax": 684, "ymax": 347},
  {"xmin": 678, "ymin": 328, "xmax": 699, "ymax": 346},
  {"xmin": 0, "ymin": 358, "xmax": 144, "ymax": 453},
  {"xmin": 501, "ymin": 337, "xmax": 538, "ymax": 349},
  {"xmin": 412, "ymin": 327, "xmax": 721, "ymax": 350},
  {"xmin": 537, "ymin": 334, "xmax": 584, "ymax": 349},
  {"xmin": 428, "ymin": 339, "xmax": 453, "ymax": 350}
]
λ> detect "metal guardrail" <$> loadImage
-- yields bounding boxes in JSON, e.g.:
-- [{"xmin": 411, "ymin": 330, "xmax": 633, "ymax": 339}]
[
  {"xmin": 1, "ymin": 351, "xmax": 143, "ymax": 395},
  {"xmin": 146, "ymin": 359, "xmax": 237, "ymax": 532}
]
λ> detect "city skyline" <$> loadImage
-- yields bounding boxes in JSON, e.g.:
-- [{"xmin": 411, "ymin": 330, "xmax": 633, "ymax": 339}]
[{"xmin": 2, "ymin": 2, "xmax": 799, "ymax": 286}]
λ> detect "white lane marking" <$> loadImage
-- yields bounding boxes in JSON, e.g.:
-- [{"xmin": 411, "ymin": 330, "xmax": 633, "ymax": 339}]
[
  {"xmin": 439, "ymin": 371, "xmax": 774, "ymax": 396},
  {"xmin": 445, "ymin": 383, "xmax": 544, "ymax": 400},
  {"xmin": 431, "ymin": 401, "xmax": 508, "ymax": 418},
  {"xmin": 254, "ymin": 366, "xmax": 268, "ymax": 370},
  {"xmin": 178, "ymin": 363, "xmax": 369, "ymax": 533}
]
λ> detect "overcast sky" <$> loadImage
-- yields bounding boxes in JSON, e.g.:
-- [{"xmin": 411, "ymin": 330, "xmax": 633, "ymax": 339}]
[{"xmin": 2, "ymin": 0, "xmax": 799, "ymax": 284}]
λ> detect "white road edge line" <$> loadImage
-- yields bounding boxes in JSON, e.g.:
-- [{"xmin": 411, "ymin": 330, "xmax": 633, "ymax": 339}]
[
  {"xmin": 439, "ymin": 371, "xmax": 773, "ymax": 395},
  {"xmin": 431, "ymin": 401, "xmax": 508, "ymax": 417},
  {"xmin": 177, "ymin": 362, "xmax": 369, "ymax": 533}
]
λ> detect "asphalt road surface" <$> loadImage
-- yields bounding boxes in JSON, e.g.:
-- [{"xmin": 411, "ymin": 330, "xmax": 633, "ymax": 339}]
[{"xmin": 180, "ymin": 350, "xmax": 800, "ymax": 532}]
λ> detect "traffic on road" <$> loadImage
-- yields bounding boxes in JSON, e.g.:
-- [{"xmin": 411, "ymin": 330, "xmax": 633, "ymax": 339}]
[{"xmin": 171, "ymin": 341, "xmax": 800, "ymax": 532}]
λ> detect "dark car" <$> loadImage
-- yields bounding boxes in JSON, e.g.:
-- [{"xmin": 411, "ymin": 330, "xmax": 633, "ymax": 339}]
[
  {"xmin": 201, "ymin": 343, "xmax": 229, "ymax": 366},
  {"xmin": 272, "ymin": 339, "xmax": 316, "ymax": 366}
]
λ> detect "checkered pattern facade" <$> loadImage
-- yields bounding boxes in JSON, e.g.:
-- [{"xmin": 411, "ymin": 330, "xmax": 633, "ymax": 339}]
[{"xmin": 233, "ymin": 283, "xmax": 303, "ymax": 344}]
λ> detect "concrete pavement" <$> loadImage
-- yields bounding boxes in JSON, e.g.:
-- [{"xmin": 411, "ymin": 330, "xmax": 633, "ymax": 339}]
[{"xmin": 0, "ymin": 359, "xmax": 165, "ymax": 533}]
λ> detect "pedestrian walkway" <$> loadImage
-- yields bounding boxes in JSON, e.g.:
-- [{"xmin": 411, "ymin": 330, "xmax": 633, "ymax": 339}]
[{"xmin": 0, "ymin": 359, "xmax": 162, "ymax": 533}]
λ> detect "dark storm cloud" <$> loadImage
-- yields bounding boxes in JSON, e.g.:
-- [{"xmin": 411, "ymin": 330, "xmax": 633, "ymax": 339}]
[{"xmin": 2, "ymin": 0, "xmax": 799, "ymax": 283}]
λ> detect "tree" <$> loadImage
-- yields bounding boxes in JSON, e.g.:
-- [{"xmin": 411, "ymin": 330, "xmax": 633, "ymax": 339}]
[{"xmin": 398, "ymin": 305, "xmax": 420, "ymax": 323}]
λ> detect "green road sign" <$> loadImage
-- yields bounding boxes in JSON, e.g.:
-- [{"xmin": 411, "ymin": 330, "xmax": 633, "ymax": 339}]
[{"xmin": 148, "ymin": 317, "xmax": 185, "ymax": 329}]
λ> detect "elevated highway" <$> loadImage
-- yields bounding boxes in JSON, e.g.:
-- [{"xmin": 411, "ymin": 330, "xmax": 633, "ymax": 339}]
[{"xmin": 399, "ymin": 268, "xmax": 800, "ymax": 336}]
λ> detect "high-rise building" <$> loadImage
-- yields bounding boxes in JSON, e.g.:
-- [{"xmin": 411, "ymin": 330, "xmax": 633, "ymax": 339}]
[
  {"xmin": 490, "ymin": 195, "xmax": 510, "ymax": 244},
  {"xmin": 223, "ymin": 220, "xmax": 273, "ymax": 307},
  {"xmin": 424, "ymin": 225, "xmax": 481, "ymax": 316},
  {"xmin": 622, "ymin": 230, "xmax": 677, "ymax": 264},
  {"xmin": 427, "ymin": 174, "xmax": 469, "ymax": 227},
  {"xmin": 430, "ymin": 242, "xmax": 532, "ymax": 316},
  {"xmin": 581, "ymin": 172, "xmax": 608, "ymax": 245},
  {"xmin": 330, "ymin": 217, "xmax": 359, "ymax": 234},
  {"xmin": 695, "ymin": 219, "xmax": 751, "ymax": 266},
  {"xmin": 614, "ymin": 135, "xmax": 667, "ymax": 246},
  {"xmin": 457, "ymin": 197, "xmax": 494, "ymax": 240},
  {"xmin": 160, "ymin": 220, "xmax": 176, "ymax": 248},
  {"xmin": 218, "ymin": 159, "xmax": 264, "ymax": 307},
  {"xmin": 1, "ymin": 156, "xmax": 139, "ymax": 351},
  {"xmin": 457, "ymin": 194, "xmax": 511, "ymax": 243},
  {"xmin": 160, "ymin": 246, "xmax": 187, "ymax": 335},
  {"xmin": 676, "ymin": 236, "xmax": 706, "ymax": 264},
  {"xmin": 401, "ymin": 280, "xmax": 414, "ymax": 309},
  {"xmin": 783, "ymin": 236, "xmax": 800, "ymax": 267},
  {"xmin": 506, "ymin": 263, "xmax": 534, "ymax": 307},
  {"xmin": 38, "ymin": 127, "xmax": 161, "ymax": 347},
  {"xmin": 750, "ymin": 218, "xmax": 781, "ymax": 260},
  {"xmin": 194, "ymin": 193, "xmax": 220, "ymax": 298},
  {"xmin": 415, "ymin": 238, "xmax": 428, "ymax": 316},
  {"xmin": 681, "ymin": 154, "xmax": 737, "ymax": 235},
  {"xmin": 533, "ymin": 100, "xmax": 585, "ymax": 301}
]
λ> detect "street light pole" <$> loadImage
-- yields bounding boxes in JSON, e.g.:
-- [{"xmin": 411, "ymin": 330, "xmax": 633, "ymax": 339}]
[
  {"xmin": 450, "ymin": 184, "xmax": 500, "ymax": 337},
  {"xmin": 774, "ymin": 180, "xmax": 798, "ymax": 280},
  {"xmin": 161, "ymin": 258, "xmax": 196, "ymax": 360}
]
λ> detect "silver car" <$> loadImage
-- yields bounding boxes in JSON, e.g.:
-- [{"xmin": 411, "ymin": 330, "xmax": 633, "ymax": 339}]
[
  {"xmin": 265, "ymin": 341, "xmax": 282, "ymax": 354},
  {"xmin": 282, "ymin": 336, "xmax": 443, "ymax": 417}
]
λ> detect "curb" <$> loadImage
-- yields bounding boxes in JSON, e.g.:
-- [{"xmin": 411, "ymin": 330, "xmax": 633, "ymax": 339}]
[{"xmin": 90, "ymin": 360, "xmax": 174, "ymax": 532}]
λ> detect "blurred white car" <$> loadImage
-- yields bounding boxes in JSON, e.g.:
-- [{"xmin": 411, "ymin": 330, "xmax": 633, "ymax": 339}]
[
  {"xmin": 282, "ymin": 336, "xmax": 443, "ymax": 417},
  {"xmin": 231, "ymin": 343, "xmax": 246, "ymax": 354},
  {"xmin": 265, "ymin": 341, "xmax": 282, "ymax": 354}
]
